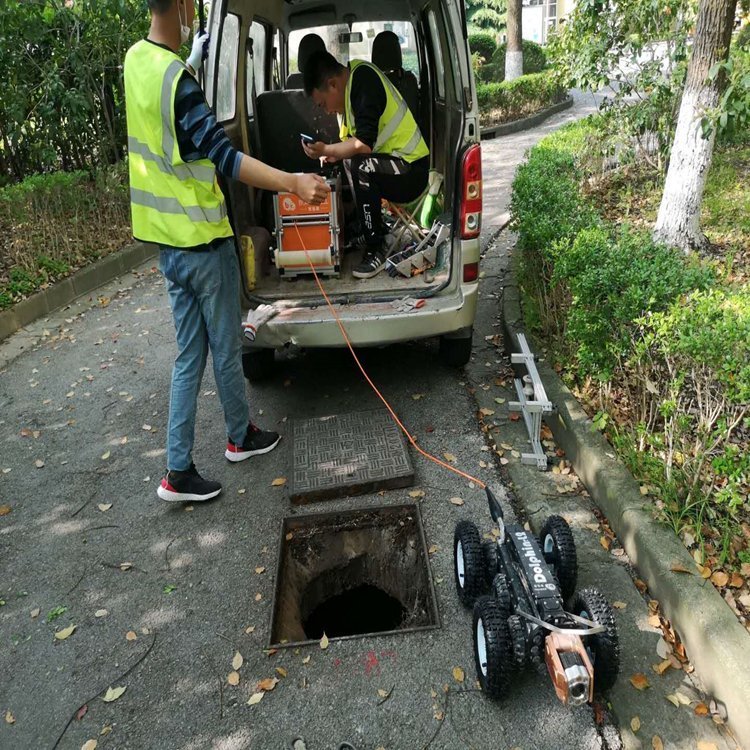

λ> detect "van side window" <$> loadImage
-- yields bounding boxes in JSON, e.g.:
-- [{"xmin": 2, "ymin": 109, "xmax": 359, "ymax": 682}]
[
  {"xmin": 246, "ymin": 20, "xmax": 268, "ymax": 118},
  {"xmin": 216, "ymin": 13, "xmax": 240, "ymax": 122},
  {"xmin": 427, "ymin": 9, "xmax": 445, "ymax": 101}
]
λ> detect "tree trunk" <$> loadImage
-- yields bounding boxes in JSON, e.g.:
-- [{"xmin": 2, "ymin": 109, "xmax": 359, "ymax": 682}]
[
  {"xmin": 505, "ymin": 0, "xmax": 523, "ymax": 81},
  {"xmin": 652, "ymin": 0, "xmax": 737, "ymax": 253}
]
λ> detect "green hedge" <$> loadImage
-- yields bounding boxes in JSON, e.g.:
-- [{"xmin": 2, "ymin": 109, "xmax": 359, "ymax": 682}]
[
  {"xmin": 510, "ymin": 117, "xmax": 749, "ymax": 548},
  {"xmin": 0, "ymin": 167, "xmax": 131, "ymax": 309},
  {"xmin": 479, "ymin": 39, "xmax": 548, "ymax": 83},
  {"xmin": 468, "ymin": 32, "xmax": 497, "ymax": 63},
  {"xmin": 477, "ymin": 71, "xmax": 566, "ymax": 125}
]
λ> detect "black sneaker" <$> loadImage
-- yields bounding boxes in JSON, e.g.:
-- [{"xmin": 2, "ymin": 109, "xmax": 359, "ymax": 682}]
[
  {"xmin": 225, "ymin": 422, "xmax": 281, "ymax": 462},
  {"xmin": 157, "ymin": 464, "xmax": 222, "ymax": 503},
  {"xmin": 345, "ymin": 230, "xmax": 368, "ymax": 253},
  {"xmin": 352, "ymin": 248, "xmax": 386, "ymax": 279}
]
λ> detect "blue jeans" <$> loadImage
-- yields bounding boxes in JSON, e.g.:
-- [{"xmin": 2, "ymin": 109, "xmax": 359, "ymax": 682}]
[{"xmin": 159, "ymin": 238, "xmax": 249, "ymax": 471}]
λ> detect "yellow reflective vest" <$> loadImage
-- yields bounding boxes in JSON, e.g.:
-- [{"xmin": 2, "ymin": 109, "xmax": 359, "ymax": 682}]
[
  {"xmin": 124, "ymin": 40, "xmax": 233, "ymax": 247},
  {"xmin": 342, "ymin": 60, "xmax": 429, "ymax": 163}
]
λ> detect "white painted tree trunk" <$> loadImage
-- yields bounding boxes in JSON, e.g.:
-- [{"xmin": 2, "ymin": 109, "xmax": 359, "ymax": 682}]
[
  {"xmin": 505, "ymin": 0, "xmax": 523, "ymax": 81},
  {"xmin": 653, "ymin": 0, "xmax": 737, "ymax": 252}
]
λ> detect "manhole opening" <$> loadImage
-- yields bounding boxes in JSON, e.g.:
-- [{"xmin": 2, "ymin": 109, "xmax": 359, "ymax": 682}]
[{"xmin": 270, "ymin": 504, "xmax": 439, "ymax": 646}]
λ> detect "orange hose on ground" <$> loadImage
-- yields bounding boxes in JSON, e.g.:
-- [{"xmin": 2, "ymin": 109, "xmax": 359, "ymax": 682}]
[{"xmin": 288, "ymin": 221, "xmax": 486, "ymax": 490}]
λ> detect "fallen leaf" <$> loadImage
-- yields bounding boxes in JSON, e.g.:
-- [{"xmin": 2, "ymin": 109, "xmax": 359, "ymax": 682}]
[
  {"xmin": 640, "ymin": 485, "xmax": 650, "ymax": 496},
  {"xmin": 434, "ymin": 711, "xmax": 444, "ymax": 721},
  {"xmin": 141, "ymin": 424, "xmax": 152, "ymax": 431},
  {"xmin": 254, "ymin": 593, "xmax": 262, "ymax": 602},
  {"xmin": 257, "ymin": 677, "xmax": 279, "ymax": 692},
  {"xmin": 452, "ymin": 666, "xmax": 465, "ymax": 683},
  {"xmin": 119, "ymin": 562, "xmax": 132, "ymax": 571},
  {"xmin": 494, "ymin": 397, "xmax": 505, "ymax": 404},
  {"xmin": 227, "ymin": 671, "xmax": 240, "ymax": 686},
  {"xmin": 669, "ymin": 562, "xmax": 694, "ymax": 575},
  {"xmin": 93, "ymin": 609, "xmax": 108, "ymax": 618},
  {"xmin": 698, "ymin": 565, "xmax": 712, "ymax": 579},
  {"xmin": 409, "ymin": 490, "xmax": 425, "ymax": 498},
  {"xmin": 612, "ymin": 601, "xmax": 627, "ymax": 609},
  {"xmin": 428, "ymin": 544, "xmax": 439, "ymax": 555},
  {"xmin": 0, "ymin": 505, "xmax": 11, "ymax": 516},
  {"xmin": 629, "ymin": 673, "xmax": 650, "ymax": 691},
  {"xmin": 255, "ymin": 567, "xmax": 266, "ymax": 575},
  {"xmin": 76, "ymin": 705, "xmax": 88, "ymax": 721},
  {"xmin": 101, "ymin": 686, "xmax": 126, "ymax": 703},
  {"xmin": 55, "ymin": 624, "xmax": 76, "ymax": 641},
  {"xmin": 97, "ymin": 504, "xmax": 113, "ymax": 512},
  {"xmin": 479, "ymin": 460, "xmax": 488, "ymax": 468},
  {"xmin": 694, "ymin": 702, "xmax": 709, "ymax": 716},
  {"xmin": 729, "ymin": 573, "xmax": 744, "ymax": 588},
  {"xmin": 275, "ymin": 667, "xmax": 287, "ymax": 678},
  {"xmin": 479, "ymin": 408, "xmax": 495, "ymax": 416},
  {"xmin": 449, "ymin": 497, "xmax": 465, "ymax": 506},
  {"xmin": 101, "ymin": 451, "xmax": 110, "ymax": 460},
  {"xmin": 511, "ymin": 450, "xmax": 521, "ymax": 458},
  {"xmin": 81, "ymin": 740, "xmax": 98, "ymax": 750},
  {"xmin": 378, "ymin": 688, "xmax": 388, "ymax": 698},
  {"xmin": 245, "ymin": 626, "xmax": 256, "ymax": 634},
  {"xmin": 697, "ymin": 742, "xmax": 718, "ymax": 750},
  {"xmin": 443, "ymin": 452, "xmax": 457, "ymax": 464},
  {"xmin": 4, "ymin": 711, "xmax": 14, "ymax": 725},
  {"xmin": 630, "ymin": 716, "xmax": 641, "ymax": 732},
  {"xmin": 237, "ymin": 488, "xmax": 246, "ymax": 495},
  {"xmin": 247, "ymin": 692, "xmax": 264, "ymax": 705},
  {"xmin": 600, "ymin": 536, "xmax": 611, "ymax": 551},
  {"xmin": 648, "ymin": 614, "xmax": 661, "ymax": 628},
  {"xmin": 271, "ymin": 477, "xmax": 287, "ymax": 487},
  {"xmin": 232, "ymin": 652, "xmax": 244, "ymax": 670},
  {"xmin": 652, "ymin": 737, "xmax": 663, "ymax": 750},
  {"xmin": 31, "ymin": 608, "xmax": 40, "ymax": 618},
  {"xmin": 302, "ymin": 656, "xmax": 311, "ymax": 665},
  {"xmin": 665, "ymin": 694, "xmax": 681, "ymax": 707},
  {"xmin": 674, "ymin": 692, "xmax": 691, "ymax": 705},
  {"xmin": 125, "ymin": 631, "xmax": 137, "ymax": 642},
  {"xmin": 320, "ymin": 633, "xmax": 329, "ymax": 650},
  {"xmin": 120, "ymin": 436, "xmax": 128, "ymax": 445},
  {"xmin": 285, "ymin": 532, "xmax": 293, "ymax": 541},
  {"xmin": 635, "ymin": 579, "xmax": 648, "ymax": 594},
  {"xmin": 653, "ymin": 660, "xmax": 671, "ymax": 675},
  {"xmin": 412, "ymin": 393, "xmax": 424, "ymax": 400},
  {"xmin": 35, "ymin": 459, "xmax": 45, "ymax": 469},
  {"xmin": 710, "ymin": 571, "xmax": 729, "ymax": 587}
]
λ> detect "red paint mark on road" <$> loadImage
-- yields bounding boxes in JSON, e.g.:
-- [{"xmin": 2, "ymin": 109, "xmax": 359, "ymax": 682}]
[
  {"xmin": 364, "ymin": 650, "xmax": 380, "ymax": 676},
  {"xmin": 333, "ymin": 657, "xmax": 342, "ymax": 668}
]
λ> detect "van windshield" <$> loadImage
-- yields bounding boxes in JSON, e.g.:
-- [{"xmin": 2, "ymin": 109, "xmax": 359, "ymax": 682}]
[{"xmin": 289, "ymin": 21, "xmax": 419, "ymax": 76}]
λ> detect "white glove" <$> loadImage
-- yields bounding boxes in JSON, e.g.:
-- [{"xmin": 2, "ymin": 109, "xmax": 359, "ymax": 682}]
[
  {"xmin": 242, "ymin": 304, "xmax": 278, "ymax": 342},
  {"xmin": 187, "ymin": 32, "xmax": 209, "ymax": 73}
]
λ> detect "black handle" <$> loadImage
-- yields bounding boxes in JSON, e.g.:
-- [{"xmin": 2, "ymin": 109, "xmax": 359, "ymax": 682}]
[{"xmin": 486, "ymin": 486, "xmax": 504, "ymax": 524}]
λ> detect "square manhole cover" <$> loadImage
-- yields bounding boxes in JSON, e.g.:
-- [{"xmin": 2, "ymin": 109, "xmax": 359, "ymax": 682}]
[
  {"xmin": 270, "ymin": 504, "xmax": 440, "ymax": 647},
  {"xmin": 289, "ymin": 409, "xmax": 415, "ymax": 504}
]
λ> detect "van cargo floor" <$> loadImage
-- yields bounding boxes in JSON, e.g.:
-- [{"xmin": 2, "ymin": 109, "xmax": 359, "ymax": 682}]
[{"xmin": 250, "ymin": 248, "xmax": 448, "ymax": 301}]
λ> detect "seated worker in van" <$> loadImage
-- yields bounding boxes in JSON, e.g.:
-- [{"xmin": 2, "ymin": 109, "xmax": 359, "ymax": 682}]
[{"xmin": 302, "ymin": 50, "xmax": 429, "ymax": 279}]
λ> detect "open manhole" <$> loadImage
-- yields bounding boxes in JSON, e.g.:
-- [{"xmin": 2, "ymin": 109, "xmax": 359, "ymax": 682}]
[{"xmin": 270, "ymin": 504, "xmax": 439, "ymax": 647}]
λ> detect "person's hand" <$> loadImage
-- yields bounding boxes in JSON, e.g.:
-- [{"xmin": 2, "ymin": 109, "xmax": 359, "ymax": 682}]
[
  {"xmin": 302, "ymin": 140, "xmax": 328, "ymax": 160},
  {"xmin": 322, "ymin": 154, "xmax": 339, "ymax": 164},
  {"xmin": 187, "ymin": 32, "xmax": 210, "ymax": 73},
  {"xmin": 293, "ymin": 173, "xmax": 328, "ymax": 205}
]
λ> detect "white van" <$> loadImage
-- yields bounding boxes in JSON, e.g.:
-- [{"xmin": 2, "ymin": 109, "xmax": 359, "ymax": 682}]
[{"xmin": 203, "ymin": 0, "xmax": 482, "ymax": 379}]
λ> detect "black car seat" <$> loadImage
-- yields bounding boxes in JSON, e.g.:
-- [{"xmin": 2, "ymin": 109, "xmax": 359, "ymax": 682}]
[
  {"xmin": 371, "ymin": 31, "xmax": 420, "ymax": 121},
  {"xmin": 285, "ymin": 33, "xmax": 326, "ymax": 89}
]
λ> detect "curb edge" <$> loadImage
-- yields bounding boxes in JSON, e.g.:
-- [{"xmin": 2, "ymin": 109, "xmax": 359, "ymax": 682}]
[{"xmin": 480, "ymin": 96, "xmax": 575, "ymax": 140}]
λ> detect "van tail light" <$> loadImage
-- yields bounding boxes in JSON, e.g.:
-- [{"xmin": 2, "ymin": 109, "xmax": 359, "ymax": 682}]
[
  {"xmin": 463, "ymin": 262, "xmax": 479, "ymax": 283},
  {"xmin": 460, "ymin": 143, "xmax": 482, "ymax": 240}
]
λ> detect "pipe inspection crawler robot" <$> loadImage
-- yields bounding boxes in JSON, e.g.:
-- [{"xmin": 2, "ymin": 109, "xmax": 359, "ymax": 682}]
[{"xmin": 454, "ymin": 489, "xmax": 620, "ymax": 705}]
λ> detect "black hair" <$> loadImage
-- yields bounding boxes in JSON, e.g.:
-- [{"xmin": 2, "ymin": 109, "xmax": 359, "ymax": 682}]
[
  {"xmin": 303, "ymin": 50, "xmax": 346, "ymax": 95},
  {"xmin": 148, "ymin": 0, "xmax": 174, "ymax": 14}
]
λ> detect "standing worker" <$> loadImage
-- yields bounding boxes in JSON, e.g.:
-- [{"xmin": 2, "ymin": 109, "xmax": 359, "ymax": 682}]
[
  {"xmin": 124, "ymin": 0, "xmax": 327, "ymax": 503},
  {"xmin": 302, "ymin": 51, "xmax": 429, "ymax": 279}
]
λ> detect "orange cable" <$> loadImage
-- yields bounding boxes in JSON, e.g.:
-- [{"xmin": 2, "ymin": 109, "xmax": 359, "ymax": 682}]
[{"xmin": 289, "ymin": 220, "xmax": 486, "ymax": 490}]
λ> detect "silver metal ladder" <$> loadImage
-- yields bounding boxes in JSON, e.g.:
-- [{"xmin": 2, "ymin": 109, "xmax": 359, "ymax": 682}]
[{"xmin": 508, "ymin": 333, "xmax": 554, "ymax": 470}]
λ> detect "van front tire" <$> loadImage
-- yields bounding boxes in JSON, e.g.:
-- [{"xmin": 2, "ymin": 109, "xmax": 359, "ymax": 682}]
[
  {"xmin": 440, "ymin": 332, "xmax": 472, "ymax": 368},
  {"xmin": 242, "ymin": 348, "xmax": 275, "ymax": 382}
]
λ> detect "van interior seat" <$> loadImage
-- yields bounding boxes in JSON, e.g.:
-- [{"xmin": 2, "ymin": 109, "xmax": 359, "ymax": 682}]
[
  {"xmin": 285, "ymin": 32, "xmax": 326, "ymax": 89},
  {"xmin": 371, "ymin": 31, "xmax": 420, "ymax": 123},
  {"xmin": 256, "ymin": 90, "xmax": 340, "ymax": 174}
]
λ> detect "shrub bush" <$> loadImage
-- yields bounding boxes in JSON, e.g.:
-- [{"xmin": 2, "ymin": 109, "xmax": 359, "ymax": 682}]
[
  {"xmin": 476, "ymin": 71, "xmax": 566, "ymax": 125},
  {"xmin": 0, "ymin": 167, "xmax": 131, "ymax": 309},
  {"xmin": 491, "ymin": 39, "xmax": 548, "ymax": 77},
  {"xmin": 736, "ymin": 23, "xmax": 750, "ymax": 50},
  {"xmin": 468, "ymin": 32, "xmax": 497, "ymax": 64}
]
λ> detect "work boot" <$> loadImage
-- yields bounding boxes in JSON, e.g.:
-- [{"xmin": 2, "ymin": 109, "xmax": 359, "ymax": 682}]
[
  {"xmin": 157, "ymin": 464, "xmax": 222, "ymax": 503},
  {"xmin": 225, "ymin": 422, "xmax": 281, "ymax": 462}
]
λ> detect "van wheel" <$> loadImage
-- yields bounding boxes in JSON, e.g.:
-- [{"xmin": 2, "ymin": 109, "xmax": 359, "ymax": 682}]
[
  {"xmin": 242, "ymin": 349, "xmax": 275, "ymax": 382},
  {"xmin": 440, "ymin": 332, "xmax": 473, "ymax": 367}
]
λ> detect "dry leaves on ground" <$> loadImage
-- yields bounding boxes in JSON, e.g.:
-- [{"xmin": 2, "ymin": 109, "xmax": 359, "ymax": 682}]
[
  {"xmin": 101, "ymin": 686, "xmax": 126, "ymax": 703},
  {"xmin": 449, "ymin": 497, "xmax": 465, "ymax": 506},
  {"xmin": 271, "ymin": 477, "xmax": 287, "ymax": 487},
  {"xmin": 232, "ymin": 652, "xmax": 243, "ymax": 670},
  {"xmin": 452, "ymin": 667, "xmax": 465, "ymax": 683},
  {"xmin": 320, "ymin": 633, "xmax": 329, "ymax": 649},
  {"xmin": 227, "ymin": 672, "xmax": 240, "ymax": 686},
  {"xmin": 0, "ymin": 505, "xmax": 11, "ymax": 516},
  {"xmin": 55, "ymin": 624, "xmax": 76, "ymax": 641},
  {"xmin": 247, "ymin": 692, "xmax": 264, "ymax": 706},
  {"xmin": 629, "ymin": 673, "xmax": 650, "ymax": 691}
]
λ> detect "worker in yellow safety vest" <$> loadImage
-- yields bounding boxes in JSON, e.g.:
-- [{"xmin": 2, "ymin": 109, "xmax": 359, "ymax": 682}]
[
  {"xmin": 302, "ymin": 51, "xmax": 429, "ymax": 279},
  {"xmin": 124, "ymin": 0, "xmax": 327, "ymax": 504}
]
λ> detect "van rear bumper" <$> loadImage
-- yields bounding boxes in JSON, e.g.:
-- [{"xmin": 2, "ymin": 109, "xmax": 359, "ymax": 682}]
[{"xmin": 248, "ymin": 282, "xmax": 478, "ymax": 349}]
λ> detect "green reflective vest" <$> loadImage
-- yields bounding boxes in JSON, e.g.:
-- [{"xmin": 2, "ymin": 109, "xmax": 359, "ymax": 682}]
[
  {"xmin": 342, "ymin": 60, "xmax": 429, "ymax": 163},
  {"xmin": 124, "ymin": 40, "xmax": 233, "ymax": 247}
]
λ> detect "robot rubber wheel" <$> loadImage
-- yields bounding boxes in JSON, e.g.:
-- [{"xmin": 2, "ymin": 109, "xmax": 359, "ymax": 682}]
[{"xmin": 473, "ymin": 595, "xmax": 514, "ymax": 698}]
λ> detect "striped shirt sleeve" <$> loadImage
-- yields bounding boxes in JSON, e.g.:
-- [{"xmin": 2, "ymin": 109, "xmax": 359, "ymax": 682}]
[{"xmin": 173, "ymin": 72, "xmax": 243, "ymax": 181}]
